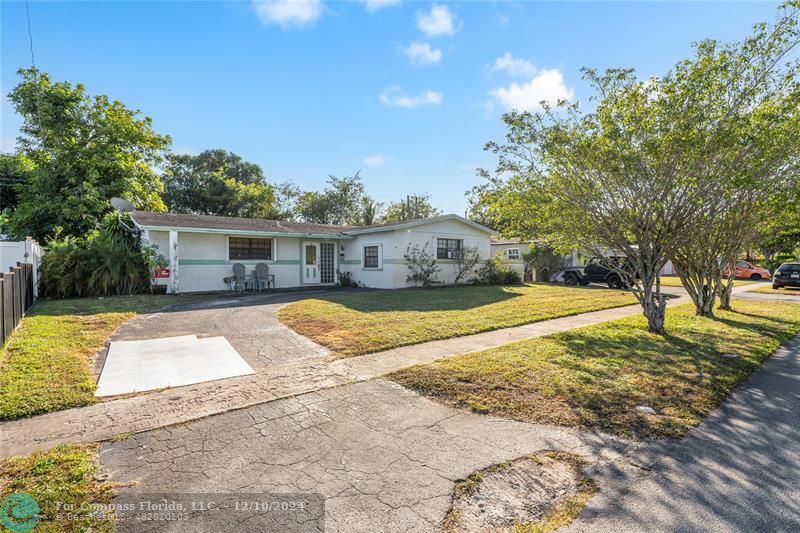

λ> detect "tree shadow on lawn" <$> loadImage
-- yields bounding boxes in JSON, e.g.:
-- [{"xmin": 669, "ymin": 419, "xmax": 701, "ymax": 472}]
[{"xmin": 539, "ymin": 313, "xmax": 798, "ymax": 438}]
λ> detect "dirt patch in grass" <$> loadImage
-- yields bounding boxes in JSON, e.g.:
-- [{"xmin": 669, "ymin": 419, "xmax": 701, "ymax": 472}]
[
  {"xmin": 391, "ymin": 300, "xmax": 800, "ymax": 439},
  {"xmin": 0, "ymin": 444, "xmax": 116, "ymax": 532},
  {"xmin": 278, "ymin": 284, "xmax": 636, "ymax": 357},
  {"xmin": 443, "ymin": 452, "xmax": 596, "ymax": 533},
  {"xmin": 0, "ymin": 295, "xmax": 207, "ymax": 420}
]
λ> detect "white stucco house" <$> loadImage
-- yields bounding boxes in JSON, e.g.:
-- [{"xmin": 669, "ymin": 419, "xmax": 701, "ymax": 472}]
[{"xmin": 131, "ymin": 212, "xmax": 495, "ymax": 293}]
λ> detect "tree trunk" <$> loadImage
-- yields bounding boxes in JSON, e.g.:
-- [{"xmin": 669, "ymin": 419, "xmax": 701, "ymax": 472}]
[
  {"xmin": 717, "ymin": 265, "xmax": 735, "ymax": 311},
  {"xmin": 639, "ymin": 272, "xmax": 667, "ymax": 333}
]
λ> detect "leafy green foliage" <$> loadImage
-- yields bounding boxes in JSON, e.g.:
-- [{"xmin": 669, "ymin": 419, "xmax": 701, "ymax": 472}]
[
  {"xmin": 6, "ymin": 68, "xmax": 170, "ymax": 242},
  {"xmin": 162, "ymin": 149, "xmax": 279, "ymax": 218},
  {"xmin": 294, "ymin": 172, "xmax": 370, "ymax": 224},
  {"xmin": 472, "ymin": 3, "xmax": 800, "ymax": 331},
  {"xmin": 524, "ymin": 244, "xmax": 568, "ymax": 282},
  {"xmin": 39, "ymin": 214, "xmax": 151, "ymax": 298},
  {"xmin": 383, "ymin": 193, "xmax": 441, "ymax": 222},
  {"xmin": 0, "ymin": 152, "xmax": 33, "ymax": 212},
  {"xmin": 475, "ymin": 254, "xmax": 522, "ymax": 285}
]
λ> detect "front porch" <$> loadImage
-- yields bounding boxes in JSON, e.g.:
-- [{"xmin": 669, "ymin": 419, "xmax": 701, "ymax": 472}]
[{"xmin": 142, "ymin": 229, "xmax": 349, "ymax": 294}]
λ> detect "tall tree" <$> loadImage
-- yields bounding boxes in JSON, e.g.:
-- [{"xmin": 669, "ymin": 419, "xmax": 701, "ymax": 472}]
[
  {"xmin": 358, "ymin": 198, "xmax": 382, "ymax": 226},
  {"xmin": 0, "ymin": 153, "xmax": 33, "ymax": 212},
  {"xmin": 162, "ymin": 149, "xmax": 279, "ymax": 218},
  {"xmin": 383, "ymin": 193, "xmax": 441, "ymax": 222},
  {"xmin": 7, "ymin": 68, "xmax": 170, "ymax": 242},
  {"xmin": 667, "ymin": 4, "xmax": 800, "ymax": 314},
  {"xmin": 475, "ymin": 2, "xmax": 800, "ymax": 331},
  {"xmin": 296, "ymin": 172, "xmax": 367, "ymax": 224}
]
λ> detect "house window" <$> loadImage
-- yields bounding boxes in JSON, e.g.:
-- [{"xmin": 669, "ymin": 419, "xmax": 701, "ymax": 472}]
[
  {"xmin": 507, "ymin": 248, "xmax": 520, "ymax": 260},
  {"xmin": 363, "ymin": 245, "xmax": 379, "ymax": 268},
  {"xmin": 229, "ymin": 237, "xmax": 272, "ymax": 260},
  {"xmin": 437, "ymin": 238, "xmax": 462, "ymax": 259}
]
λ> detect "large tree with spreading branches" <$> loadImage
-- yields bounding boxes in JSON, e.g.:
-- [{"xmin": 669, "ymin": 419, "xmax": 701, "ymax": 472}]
[{"xmin": 473, "ymin": 2, "xmax": 800, "ymax": 332}]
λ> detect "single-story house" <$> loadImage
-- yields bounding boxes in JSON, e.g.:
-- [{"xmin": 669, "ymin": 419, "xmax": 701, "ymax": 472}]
[{"xmin": 131, "ymin": 212, "xmax": 495, "ymax": 293}]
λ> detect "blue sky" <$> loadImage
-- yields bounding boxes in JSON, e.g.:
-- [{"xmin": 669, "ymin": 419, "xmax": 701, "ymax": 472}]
[{"xmin": 1, "ymin": 1, "xmax": 781, "ymax": 215}]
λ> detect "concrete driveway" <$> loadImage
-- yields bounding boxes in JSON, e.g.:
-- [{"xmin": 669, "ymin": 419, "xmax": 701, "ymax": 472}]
[{"xmin": 99, "ymin": 379, "xmax": 628, "ymax": 533}]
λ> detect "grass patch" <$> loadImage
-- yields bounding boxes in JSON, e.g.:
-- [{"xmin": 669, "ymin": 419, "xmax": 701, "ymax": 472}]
[
  {"xmin": 0, "ymin": 295, "xmax": 203, "ymax": 420},
  {"xmin": 658, "ymin": 276, "xmax": 755, "ymax": 288},
  {"xmin": 390, "ymin": 300, "xmax": 800, "ymax": 439},
  {"xmin": 751, "ymin": 284, "xmax": 800, "ymax": 294},
  {"xmin": 0, "ymin": 444, "xmax": 115, "ymax": 532},
  {"xmin": 278, "ymin": 284, "xmax": 636, "ymax": 357}
]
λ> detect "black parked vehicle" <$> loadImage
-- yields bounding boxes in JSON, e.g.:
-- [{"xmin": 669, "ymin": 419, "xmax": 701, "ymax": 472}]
[
  {"xmin": 772, "ymin": 262, "xmax": 800, "ymax": 289},
  {"xmin": 561, "ymin": 256, "xmax": 635, "ymax": 289}
]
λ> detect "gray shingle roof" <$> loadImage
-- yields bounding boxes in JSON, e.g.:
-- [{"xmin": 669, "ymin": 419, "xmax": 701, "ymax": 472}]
[
  {"xmin": 131, "ymin": 211, "xmax": 496, "ymax": 236},
  {"xmin": 132, "ymin": 212, "xmax": 355, "ymax": 236}
]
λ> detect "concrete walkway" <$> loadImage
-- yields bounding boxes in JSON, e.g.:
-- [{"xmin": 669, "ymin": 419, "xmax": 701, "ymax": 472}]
[
  {"xmin": 2, "ymin": 283, "xmax": 764, "ymax": 457},
  {"xmin": 563, "ymin": 333, "xmax": 800, "ymax": 532}
]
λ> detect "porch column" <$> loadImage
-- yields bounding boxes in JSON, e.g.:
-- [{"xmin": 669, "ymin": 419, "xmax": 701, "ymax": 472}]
[{"xmin": 168, "ymin": 230, "xmax": 180, "ymax": 294}]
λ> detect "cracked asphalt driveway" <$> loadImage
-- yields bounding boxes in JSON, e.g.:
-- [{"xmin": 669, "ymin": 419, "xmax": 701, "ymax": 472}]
[{"xmin": 100, "ymin": 379, "xmax": 628, "ymax": 532}]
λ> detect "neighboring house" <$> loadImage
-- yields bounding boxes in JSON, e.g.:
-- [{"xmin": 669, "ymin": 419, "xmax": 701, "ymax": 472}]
[
  {"xmin": 131, "ymin": 212, "xmax": 495, "ymax": 293},
  {"xmin": 0, "ymin": 238, "xmax": 41, "ymax": 296},
  {"xmin": 490, "ymin": 238, "xmax": 531, "ymax": 280},
  {"xmin": 490, "ymin": 238, "xmax": 531, "ymax": 261}
]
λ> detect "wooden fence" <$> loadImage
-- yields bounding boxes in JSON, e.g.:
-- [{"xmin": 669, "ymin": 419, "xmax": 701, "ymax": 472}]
[{"xmin": 0, "ymin": 262, "xmax": 35, "ymax": 346}]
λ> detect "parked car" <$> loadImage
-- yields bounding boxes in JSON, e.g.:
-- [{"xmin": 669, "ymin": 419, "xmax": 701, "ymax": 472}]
[
  {"xmin": 561, "ymin": 256, "xmax": 634, "ymax": 289},
  {"xmin": 722, "ymin": 260, "xmax": 771, "ymax": 280},
  {"xmin": 772, "ymin": 262, "xmax": 800, "ymax": 289}
]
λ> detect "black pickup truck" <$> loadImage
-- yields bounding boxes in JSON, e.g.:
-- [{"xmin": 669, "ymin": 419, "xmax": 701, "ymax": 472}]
[{"xmin": 561, "ymin": 256, "xmax": 634, "ymax": 289}]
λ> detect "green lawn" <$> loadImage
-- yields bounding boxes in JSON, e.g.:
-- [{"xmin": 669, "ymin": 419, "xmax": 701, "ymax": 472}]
[
  {"xmin": 0, "ymin": 295, "xmax": 204, "ymax": 420},
  {"xmin": 751, "ymin": 284, "xmax": 800, "ymax": 294},
  {"xmin": 390, "ymin": 300, "xmax": 800, "ymax": 439},
  {"xmin": 658, "ymin": 276, "xmax": 755, "ymax": 287},
  {"xmin": 278, "ymin": 284, "xmax": 637, "ymax": 357},
  {"xmin": 0, "ymin": 444, "xmax": 115, "ymax": 532}
]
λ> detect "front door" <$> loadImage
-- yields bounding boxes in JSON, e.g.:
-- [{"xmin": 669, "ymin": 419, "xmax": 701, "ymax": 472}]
[{"xmin": 303, "ymin": 242, "xmax": 320, "ymax": 284}]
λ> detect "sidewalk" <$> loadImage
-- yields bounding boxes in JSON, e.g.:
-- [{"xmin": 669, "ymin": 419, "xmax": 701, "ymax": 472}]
[{"xmin": 563, "ymin": 332, "xmax": 800, "ymax": 532}]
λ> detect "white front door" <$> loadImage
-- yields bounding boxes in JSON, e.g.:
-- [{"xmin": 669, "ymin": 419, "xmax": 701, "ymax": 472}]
[{"xmin": 303, "ymin": 242, "xmax": 320, "ymax": 284}]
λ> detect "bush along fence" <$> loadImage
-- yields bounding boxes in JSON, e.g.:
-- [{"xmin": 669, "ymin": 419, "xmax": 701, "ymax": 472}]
[{"xmin": 0, "ymin": 262, "xmax": 35, "ymax": 346}]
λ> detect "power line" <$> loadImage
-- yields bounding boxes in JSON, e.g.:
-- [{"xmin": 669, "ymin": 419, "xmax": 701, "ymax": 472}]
[{"xmin": 25, "ymin": 0, "xmax": 35, "ymax": 69}]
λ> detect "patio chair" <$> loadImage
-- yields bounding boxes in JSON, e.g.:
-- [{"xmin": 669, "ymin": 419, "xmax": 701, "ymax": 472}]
[
  {"xmin": 232, "ymin": 263, "xmax": 247, "ymax": 292},
  {"xmin": 254, "ymin": 263, "xmax": 275, "ymax": 291}
]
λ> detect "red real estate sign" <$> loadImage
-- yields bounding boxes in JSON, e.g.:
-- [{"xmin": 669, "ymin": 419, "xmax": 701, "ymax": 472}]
[{"xmin": 154, "ymin": 268, "xmax": 171, "ymax": 279}]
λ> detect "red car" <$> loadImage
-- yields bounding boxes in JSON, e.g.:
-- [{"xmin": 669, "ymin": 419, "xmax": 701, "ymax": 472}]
[{"xmin": 722, "ymin": 260, "xmax": 771, "ymax": 281}]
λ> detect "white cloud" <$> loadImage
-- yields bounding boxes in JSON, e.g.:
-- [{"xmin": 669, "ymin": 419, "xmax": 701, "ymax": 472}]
[
  {"xmin": 364, "ymin": 154, "xmax": 386, "ymax": 167},
  {"xmin": 252, "ymin": 0, "xmax": 323, "ymax": 28},
  {"xmin": 417, "ymin": 4, "xmax": 457, "ymax": 37},
  {"xmin": 403, "ymin": 41, "xmax": 441, "ymax": 66},
  {"xmin": 491, "ymin": 52, "xmax": 537, "ymax": 78},
  {"xmin": 379, "ymin": 86, "xmax": 442, "ymax": 108},
  {"xmin": 490, "ymin": 69, "xmax": 574, "ymax": 112},
  {"xmin": 362, "ymin": 0, "xmax": 401, "ymax": 11}
]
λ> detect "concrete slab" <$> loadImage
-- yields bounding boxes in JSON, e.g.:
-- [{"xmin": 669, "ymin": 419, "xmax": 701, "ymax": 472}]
[{"xmin": 95, "ymin": 335, "xmax": 255, "ymax": 397}]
